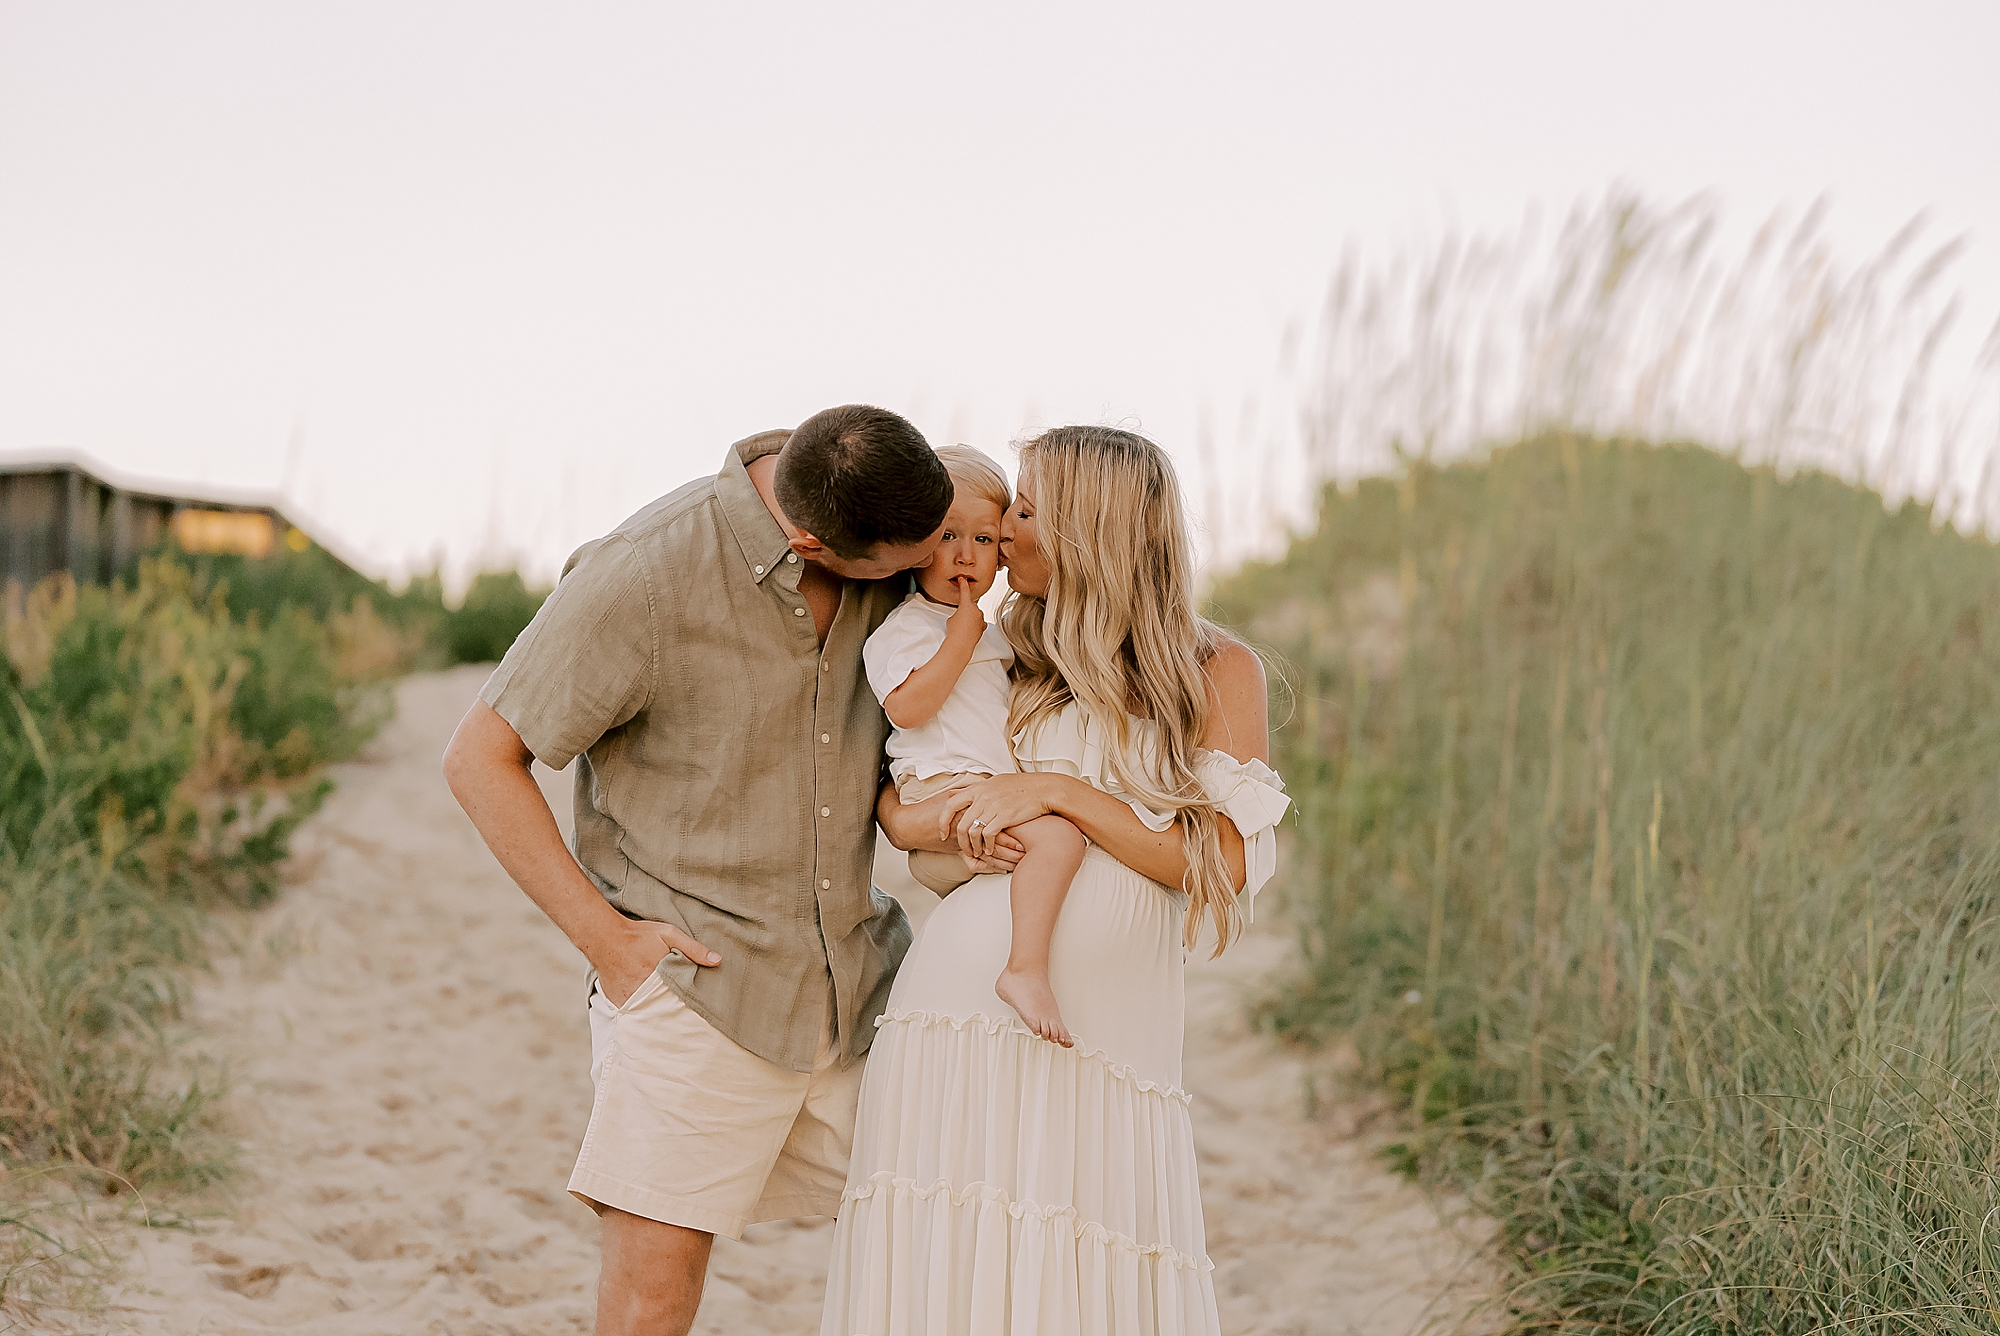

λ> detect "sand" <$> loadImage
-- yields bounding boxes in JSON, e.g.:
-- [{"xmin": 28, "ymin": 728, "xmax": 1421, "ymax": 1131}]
[{"xmin": 49, "ymin": 666, "xmax": 1496, "ymax": 1335}]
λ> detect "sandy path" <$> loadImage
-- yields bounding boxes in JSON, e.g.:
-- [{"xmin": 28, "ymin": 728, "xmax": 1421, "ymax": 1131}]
[{"xmin": 60, "ymin": 666, "xmax": 1492, "ymax": 1335}]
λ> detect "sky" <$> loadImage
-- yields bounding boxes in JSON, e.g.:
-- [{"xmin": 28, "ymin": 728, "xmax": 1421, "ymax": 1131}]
[{"xmin": 1, "ymin": 1, "xmax": 1995, "ymax": 588}]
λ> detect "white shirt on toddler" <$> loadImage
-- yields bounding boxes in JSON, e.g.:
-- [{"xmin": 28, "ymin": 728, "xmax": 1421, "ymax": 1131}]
[{"xmin": 863, "ymin": 590, "xmax": 1017, "ymax": 787}]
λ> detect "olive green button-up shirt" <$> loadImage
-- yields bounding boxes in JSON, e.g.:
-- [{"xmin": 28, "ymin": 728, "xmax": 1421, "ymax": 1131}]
[{"xmin": 480, "ymin": 431, "xmax": 913, "ymax": 1072}]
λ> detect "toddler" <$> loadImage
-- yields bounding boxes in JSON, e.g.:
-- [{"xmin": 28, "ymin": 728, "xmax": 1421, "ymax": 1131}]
[{"xmin": 863, "ymin": 445, "xmax": 1087, "ymax": 1047}]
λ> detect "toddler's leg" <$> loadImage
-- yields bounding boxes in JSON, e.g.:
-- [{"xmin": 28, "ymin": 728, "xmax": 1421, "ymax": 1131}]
[{"xmin": 994, "ymin": 815, "xmax": 1087, "ymax": 1047}]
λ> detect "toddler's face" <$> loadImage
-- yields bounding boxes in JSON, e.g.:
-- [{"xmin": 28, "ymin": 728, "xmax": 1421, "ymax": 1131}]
[{"xmin": 915, "ymin": 493, "xmax": 1004, "ymax": 604}]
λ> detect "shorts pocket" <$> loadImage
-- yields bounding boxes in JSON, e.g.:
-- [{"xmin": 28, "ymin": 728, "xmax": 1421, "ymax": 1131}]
[{"xmin": 606, "ymin": 959, "xmax": 672, "ymax": 1016}]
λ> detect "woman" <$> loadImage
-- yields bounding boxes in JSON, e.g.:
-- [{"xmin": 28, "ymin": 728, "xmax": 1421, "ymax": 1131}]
[{"xmin": 820, "ymin": 426, "xmax": 1290, "ymax": 1335}]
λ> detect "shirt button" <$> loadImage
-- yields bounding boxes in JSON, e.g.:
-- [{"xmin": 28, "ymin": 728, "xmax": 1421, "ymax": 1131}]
[
  {"xmin": 794, "ymin": 607, "xmax": 806, "ymax": 617},
  {"xmin": 820, "ymin": 733, "xmax": 830, "ymax": 743},
  {"xmin": 821, "ymin": 660, "xmax": 829, "ymax": 672},
  {"xmin": 820, "ymin": 806, "xmax": 831, "ymax": 817},
  {"xmin": 787, "ymin": 552, "xmax": 799, "ymax": 563},
  {"xmin": 821, "ymin": 879, "xmax": 831, "ymax": 889}
]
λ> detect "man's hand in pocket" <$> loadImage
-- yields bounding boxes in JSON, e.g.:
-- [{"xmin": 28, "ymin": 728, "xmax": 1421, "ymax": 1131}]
[{"xmin": 593, "ymin": 918, "xmax": 720, "ymax": 1007}]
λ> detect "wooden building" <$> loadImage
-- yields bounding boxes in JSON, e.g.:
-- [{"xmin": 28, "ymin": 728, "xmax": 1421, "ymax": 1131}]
[{"xmin": 0, "ymin": 453, "xmax": 305, "ymax": 593}]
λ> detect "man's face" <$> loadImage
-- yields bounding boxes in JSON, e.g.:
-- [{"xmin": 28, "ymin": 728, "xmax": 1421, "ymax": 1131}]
[{"xmin": 794, "ymin": 528, "xmax": 943, "ymax": 580}]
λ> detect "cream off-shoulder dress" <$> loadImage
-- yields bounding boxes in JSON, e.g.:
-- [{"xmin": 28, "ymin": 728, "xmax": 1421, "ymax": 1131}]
[{"xmin": 821, "ymin": 703, "xmax": 1290, "ymax": 1336}]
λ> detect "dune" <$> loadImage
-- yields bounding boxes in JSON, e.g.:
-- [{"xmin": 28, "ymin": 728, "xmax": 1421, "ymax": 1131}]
[{"xmin": 48, "ymin": 666, "xmax": 1494, "ymax": 1335}]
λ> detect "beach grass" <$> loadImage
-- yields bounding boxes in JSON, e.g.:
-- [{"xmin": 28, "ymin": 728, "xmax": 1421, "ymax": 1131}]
[{"xmin": 1212, "ymin": 435, "xmax": 2000, "ymax": 1331}]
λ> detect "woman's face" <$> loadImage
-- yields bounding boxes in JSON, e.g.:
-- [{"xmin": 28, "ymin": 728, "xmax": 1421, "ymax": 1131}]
[{"xmin": 999, "ymin": 464, "xmax": 1049, "ymax": 597}]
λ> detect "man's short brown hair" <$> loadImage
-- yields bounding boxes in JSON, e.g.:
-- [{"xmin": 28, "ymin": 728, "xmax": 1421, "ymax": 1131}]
[{"xmin": 775, "ymin": 405, "xmax": 953, "ymax": 560}]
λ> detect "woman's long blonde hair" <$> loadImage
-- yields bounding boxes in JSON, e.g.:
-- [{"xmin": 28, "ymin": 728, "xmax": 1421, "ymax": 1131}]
[{"xmin": 1002, "ymin": 425, "xmax": 1243, "ymax": 955}]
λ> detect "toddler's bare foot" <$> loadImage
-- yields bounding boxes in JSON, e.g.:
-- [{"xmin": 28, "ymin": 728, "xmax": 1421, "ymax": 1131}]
[{"xmin": 996, "ymin": 968, "xmax": 1072, "ymax": 1047}]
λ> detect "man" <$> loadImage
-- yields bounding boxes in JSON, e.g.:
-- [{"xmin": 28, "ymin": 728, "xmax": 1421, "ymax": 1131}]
[{"xmin": 442, "ymin": 405, "xmax": 952, "ymax": 1335}]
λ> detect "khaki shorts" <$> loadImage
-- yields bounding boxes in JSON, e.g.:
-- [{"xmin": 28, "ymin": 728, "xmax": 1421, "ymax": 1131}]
[{"xmin": 569, "ymin": 971, "xmax": 862, "ymax": 1239}]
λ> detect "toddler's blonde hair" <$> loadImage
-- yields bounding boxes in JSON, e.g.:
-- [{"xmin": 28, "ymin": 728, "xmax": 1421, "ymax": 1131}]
[{"xmin": 933, "ymin": 445, "xmax": 1011, "ymax": 513}]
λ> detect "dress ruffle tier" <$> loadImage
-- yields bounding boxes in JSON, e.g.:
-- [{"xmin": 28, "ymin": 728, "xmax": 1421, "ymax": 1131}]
[{"xmin": 823, "ymin": 1009, "xmax": 1216, "ymax": 1335}]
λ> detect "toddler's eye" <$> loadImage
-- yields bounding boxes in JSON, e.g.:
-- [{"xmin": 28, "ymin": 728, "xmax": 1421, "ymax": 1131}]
[
  {"xmin": 975, "ymin": 534, "xmax": 994, "ymax": 544},
  {"xmin": 939, "ymin": 530, "xmax": 957, "ymax": 542}
]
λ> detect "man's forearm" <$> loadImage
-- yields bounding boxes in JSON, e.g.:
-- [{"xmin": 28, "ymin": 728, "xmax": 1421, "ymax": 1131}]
[
  {"xmin": 443, "ymin": 701, "xmax": 717, "ymax": 1003},
  {"xmin": 877, "ymin": 781, "xmax": 960, "ymax": 853},
  {"xmin": 443, "ymin": 703, "xmax": 629, "ymax": 959}
]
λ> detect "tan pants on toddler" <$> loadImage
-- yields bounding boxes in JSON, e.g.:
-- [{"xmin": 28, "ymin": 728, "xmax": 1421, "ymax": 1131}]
[{"xmin": 897, "ymin": 772, "xmax": 985, "ymax": 895}]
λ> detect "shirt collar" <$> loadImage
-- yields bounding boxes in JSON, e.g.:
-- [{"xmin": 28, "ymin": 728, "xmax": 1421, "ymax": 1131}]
[
  {"xmin": 715, "ymin": 430, "xmax": 797, "ymax": 586},
  {"xmin": 905, "ymin": 586, "xmax": 954, "ymax": 616}
]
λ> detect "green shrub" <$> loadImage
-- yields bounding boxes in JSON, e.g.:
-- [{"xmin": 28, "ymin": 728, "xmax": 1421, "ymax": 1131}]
[
  {"xmin": 1, "ymin": 562, "xmax": 343, "ymax": 906},
  {"xmin": 444, "ymin": 570, "xmax": 546, "ymax": 665},
  {"xmin": 170, "ymin": 543, "xmax": 545, "ymax": 669},
  {"xmin": 1214, "ymin": 436, "xmax": 2000, "ymax": 1332},
  {"xmin": 173, "ymin": 541, "xmax": 445, "ymax": 638},
  {"xmin": 0, "ymin": 557, "xmax": 372, "ymax": 1207}
]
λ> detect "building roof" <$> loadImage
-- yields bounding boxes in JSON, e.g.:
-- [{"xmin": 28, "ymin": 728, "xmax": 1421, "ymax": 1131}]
[
  {"xmin": 0, "ymin": 446, "xmax": 374, "ymax": 575},
  {"xmin": 0, "ymin": 446, "xmax": 288, "ymax": 516}
]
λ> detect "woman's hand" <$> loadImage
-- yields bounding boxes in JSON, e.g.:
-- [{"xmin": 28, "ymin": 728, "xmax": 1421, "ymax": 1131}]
[
  {"xmin": 878, "ymin": 780, "xmax": 1027, "ymax": 872},
  {"xmin": 938, "ymin": 773, "xmax": 1064, "ymax": 862}
]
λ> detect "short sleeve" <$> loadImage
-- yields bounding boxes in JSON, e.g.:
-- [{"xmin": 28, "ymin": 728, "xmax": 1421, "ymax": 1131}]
[
  {"xmin": 479, "ymin": 535, "xmax": 655, "ymax": 771},
  {"xmin": 1195, "ymin": 752, "xmax": 1291, "ymax": 922},
  {"xmin": 862, "ymin": 605, "xmax": 945, "ymax": 706}
]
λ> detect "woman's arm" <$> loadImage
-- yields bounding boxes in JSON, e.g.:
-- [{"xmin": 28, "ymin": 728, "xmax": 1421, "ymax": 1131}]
[{"xmin": 943, "ymin": 640, "xmax": 1270, "ymax": 888}]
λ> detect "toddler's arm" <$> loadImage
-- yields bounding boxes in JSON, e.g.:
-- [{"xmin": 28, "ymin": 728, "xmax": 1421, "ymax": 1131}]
[{"xmin": 883, "ymin": 581, "xmax": 987, "ymax": 729}]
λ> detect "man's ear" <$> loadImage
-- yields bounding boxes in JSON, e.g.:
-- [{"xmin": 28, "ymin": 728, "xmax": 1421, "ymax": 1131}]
[{"xmin": 788, "ymin": 532, "xmax": 827, "ymax": 560}]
